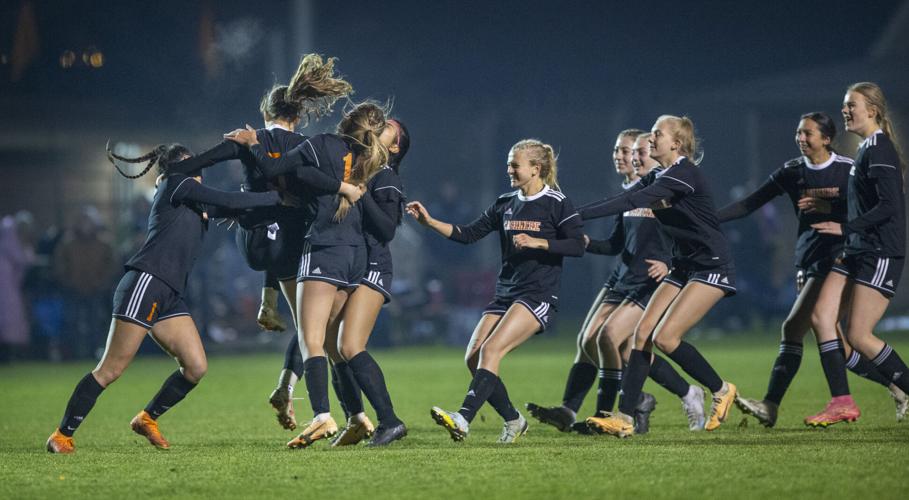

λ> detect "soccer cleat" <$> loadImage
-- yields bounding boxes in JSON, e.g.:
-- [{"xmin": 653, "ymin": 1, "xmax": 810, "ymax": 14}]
[
  {"xmin": 367, "ymin": 422, "xmax": 408, "ymax": 447},
  {"xmin": 585, "ymin": 411, "xmax": 634, "ymax": 438},
  {"xmin": 524, "ymin": 402, "xmax": 576, "ymax": 432},
  {"xmin": 269, "ymin": 384, "xmax": 297, "ymax": 431},
  {"xmin": 287, "ymin": 415, "xmax": 339, "ymax": 449},
  {"xmin": 130, "ymin": 410, "xmax": 170, "ymax": 450},
  {"xmin": 497, "ymin": 413, "xmax": 529, "ymax": 443},
  {"xmin": 734, "ymin": 397, "xmax": 778, "ymax": 428},
  {"xmin": 430, "ymin": 406, "xmax": 469, "ymax": 442},
  {"xmin": 804, "ymin": 395, "xmax": 861, "ymax": 427},
  {"xmin": 633, "ymin": 392, "xmax": 657, "ymax": 435},
  {"xmin": 705, "ymin": 382, "xmax": 736, "ymax": 431},
  {"xmin": 570, "ymin": 421, "xmax": 596, "ymax": 435},
  {"xmin": 46, "ymin": 429, "xmax": 75, "ymax": 454},
  {"xmin": 331, "ymin": 415, "xmax": 376, "ymax": 447},
  {"xmin": 681, "ymin": 385, "xmax": 706, "ymax": 431},
  {"xmin": 256, "ymin": 305, "xmax": 287, "ymax": 332},
  {"xmin": 889, "ymin": 384, "xmax": 908, "ymax": 422}
]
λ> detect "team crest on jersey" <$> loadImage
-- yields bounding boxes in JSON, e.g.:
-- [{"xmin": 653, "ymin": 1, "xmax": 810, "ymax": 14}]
[
  {"xmin": 624, "ymin": 207, "xmax": 656, "ymax": 218},
  {"xmin": 800, "ymin": 187, "xmax": 840, "ymax": 199},
  {"xmin": 504, "ymin": 220, "xmax": 542, "ymax": 232}
]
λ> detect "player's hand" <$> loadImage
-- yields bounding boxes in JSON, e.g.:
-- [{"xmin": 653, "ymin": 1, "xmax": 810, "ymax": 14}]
[
  {"xmin": 811, "ymin": 221, "xmax": 842, "ymax": 235},
  {"xmin": 798, "ymin": 196, "xmax": 831, "ymax": 214},
  {"xmin": 280, "ymin": 191, "xmax": 302, "ymax": 208},
  {"xmin": 406, "ymin": 201, "xmax": 432, "ymax": 226},
  {"xmin": 583, "ymin": 234, "xmax": 591, "ymax": 248},
  {"xmin": 645, "ymin": 259, "xmax": 669, "ymax": 280},
  {"xmin": 224, "ymin": 125, "xmax": 259, "ymax": 147},
  {"xmin": 339, "ymin": 182, "xmax": 363, "ymax": 203},
  {"xmin": 513, "ymin": 233, "xmax": 546, "ymax": 250}
]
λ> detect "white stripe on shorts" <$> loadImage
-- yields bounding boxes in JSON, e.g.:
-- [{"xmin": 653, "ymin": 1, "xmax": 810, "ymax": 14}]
[{"xmin": 127, "ymin": 272, "xmax": 153, "ymax": 319}]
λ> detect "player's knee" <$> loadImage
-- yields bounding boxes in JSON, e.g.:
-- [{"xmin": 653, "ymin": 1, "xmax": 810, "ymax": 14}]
[
  {"xmin": 181, "ymin": 358, "xmax": 207, "ymax": 383},
  {"xmin": 652, "ymin": 330, "xmax": 679, "ymax": 354},
  {"xmin": 781, "ymin": 317, "xmax": 806, "ymax": 342},
  {"xmin": 339, "ymin": 341, "xmax": 364, "ymax": 361},
  {"xmin": 92, "ymin": 366, "xmax": 123, "ymax": 387}
]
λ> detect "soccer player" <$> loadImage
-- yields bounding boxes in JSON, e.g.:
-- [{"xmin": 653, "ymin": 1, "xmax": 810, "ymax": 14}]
[
  {"xmin": 167, "ymin": 54, "xmax": 355, "ymax": 432},
  {"xmin": 325, "ymin": 119, "xmax": 411, "ymax": 447},
  {"xmin": 407, "ymin": 139, "xmax": 585, "ymax": 443},
  {"xmin": 45, "ymin": 143, "xmax": 308, "ymax": 453},
  {"xmin": 227, "ymin": 102, "xmax": 391, "ymax": 448},
  {"xmin": 722, "ymin": 112, "xmax": 906, "ymax": 427},
  {"xmin": 527, "ymin": 131, "xmax": 704, "ymax": 435},
  {"xmin": 807, "ymin": 82, "xmax": 909, "ymax": 426},
  {"xmin": 582, "ymin": 115, "xmax": 738, "ymax": 437}
]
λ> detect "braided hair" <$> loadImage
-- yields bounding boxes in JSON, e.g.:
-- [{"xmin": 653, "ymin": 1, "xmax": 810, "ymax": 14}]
[{"xmin": 106, "ymin": 142, "xmax": 193, "ymax": 179}]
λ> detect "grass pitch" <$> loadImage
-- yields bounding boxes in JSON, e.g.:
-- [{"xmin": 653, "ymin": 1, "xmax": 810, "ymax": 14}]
[{"xmin": 2, "ymin": 334, "xmax": 908, "ymax": 499}]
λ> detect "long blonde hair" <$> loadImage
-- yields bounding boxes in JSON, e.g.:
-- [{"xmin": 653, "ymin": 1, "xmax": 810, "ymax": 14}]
[
  {"xmin": 260, "ymin": 53, "xmax": 353, "ymax": 126},
  {"xmin": 511, "ymin": 139, "xmax": 560, "ymax": 191},
  {"xmin": 848, "ymin": 82, "xmax": 904, "ymax": 168},
  {"xmin": 656, "ymin": 114, "xmax": 703, "ymax": 165},
  {"xmin": 334, "ymin": 101, "xmax": 390, "ymax": 221}
]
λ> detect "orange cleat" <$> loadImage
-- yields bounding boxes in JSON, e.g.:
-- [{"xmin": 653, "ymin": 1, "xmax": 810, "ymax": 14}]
[
  {"xmin": 130, "ymin": 411, "xmax": 171, "ymax": 449},
  {"xmin": 46, "ymin": 429, "xmax": 75, "ymax": 454},
  {"xmin": 287, "ymin": 416, "xmax": 339, "ymax": 449}
]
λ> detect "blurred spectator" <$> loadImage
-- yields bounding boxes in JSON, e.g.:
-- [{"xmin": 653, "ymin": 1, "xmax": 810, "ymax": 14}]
[
  {"xmin": 0, "ymin": 211, "xmax": 35, "ymax": 362},
  {"xmin": 24, "ymin": 225, "xmax": 65, "ymax": 361},
  {"xmin": 54, "ymin": 206, "xmax": 116, "ymax": 359}
]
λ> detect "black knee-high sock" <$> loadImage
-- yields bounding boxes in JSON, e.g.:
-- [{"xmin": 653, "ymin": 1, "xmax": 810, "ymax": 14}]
[
  {"xmin": 348, "ymin": 351, "xmax": 402, "ymax": 426},
  {"xmin": 617, "ymin": 350, "xmax": 651, "ymax": 416},
  {"xmin": 329, "ymin": 363, "xmax": 349, "ymax": 418},
  {"xmin": 845, "ymin": 350, "xmax": 892, "ymax": 387},
  {"xmin": 458, "ymin": 368, "xmax": 500, "ymax": 423},
  {"xmin": 59, "ymin": 372, "xmax": 105, "ymax": 437},
  {"xmin": 264, "ymin": 270, "xmax": 280, "ymax": 291},
  {"xmin": 303, "ymin": 356, "xmax": 330, "ymax": 417},
  {"xmin": 561, "ymin": 362, "xmax": 597, "ymax": 413},
  {"xmin": 764, "ymin": 341, "xmax": 803, "ymax": 404},
  {"xmin": 284, "ymin": 335, "xmax": 304, "ymax": 379},
  {"xmin": 145, "ymin": 370, "xmax": 198, "ymax": 420},
  {"xmin": 818, "ymin": 340, "xmax": 850, "ymax": 397},
  {"xmin": 333, "ymin": 361, "xmax": 364, "ymax": 417},
  {"xmin": 872, "ymin": 344, "xmax": 909, "ymax": 393},
  {"xmin": 596, "ymin": 368, "xmax": 622, "ymax": 414},
  {"xmin": 665, "ymin": 341, "xmax": 723, "ymax": 393},
  {"xmin": 470, "ymin": 366, "xmax": 519, "ymax": 421},
  {"xmin": 649, "ymin": 354, "xmax": 690, "ymax": 398}
]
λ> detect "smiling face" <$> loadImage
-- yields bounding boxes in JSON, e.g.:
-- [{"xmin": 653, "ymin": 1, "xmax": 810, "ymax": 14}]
[
  {"xmin": 632, "ymin": 135, "xmax": 659, "ymax": 176},
  {"xmin": 795, "ymin": 118, "xmax": 830, "ymax": 159},
  {"xmin": 842, "ymin": 90, "xmax": 877, "ymax": 137},
  {"xmin": 507, "ymin": 148, "xmax": 539, "ymax": 189},
  {"xmin": 649, "ymin": 119, "xmax": 678, "ymax": 164},
  {"xmin": 613, "ymin": 134, "xmax": 636, "ymax": 176}
]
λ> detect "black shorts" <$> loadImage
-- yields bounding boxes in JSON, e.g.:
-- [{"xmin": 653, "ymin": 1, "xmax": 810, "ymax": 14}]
[
  {"xmin": 615, "ymin": 281, "xmax": 658, "ymax": 310},
  {"xmin": 297, "ymin": 242, "xmax": 367, "ymax": 288},
  {"xmin": 601, "ymin": 288, "xmax": 626, "ymax": 305},
  {"xmin": 483, "ymin": 296, "xmax": 556, "ymax": 333},
  {"xmin": 831, "ymin": 253, "xmax": 904, "ymax": 299},
  {"xmin": 663, "ymin": 264, "xmax": 737, "ymax": 296},
  {"xmin": 796, "ymin": 258, "xmax": 836, "ymax": 292},
  {"xmin": 360, "ymin": 263, "xmax": 392, "ymax": 304},
  {"xmin": 236, "ymin": 217, "xmax": 307, "ymax": 282},
  {"xmin": 112, "ymin": 271, "xmax": 190, "ymax": 329}
]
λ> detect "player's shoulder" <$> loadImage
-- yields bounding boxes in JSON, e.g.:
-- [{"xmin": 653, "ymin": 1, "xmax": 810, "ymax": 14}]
[{"xmin": 783, "ymin": 156, "xmax": 805, "ymax": 169}]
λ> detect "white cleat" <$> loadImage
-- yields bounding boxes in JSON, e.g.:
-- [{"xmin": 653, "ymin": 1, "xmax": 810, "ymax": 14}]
[
  {"xmin": 735, "ymin": 396, "xmax": 778, "ymax": 428},
  {"xmin": 681, "ymin": 385, "xmax": 706, "ymax": 431},
  {"xmin": 498, "ymin": 413, "xmax": 529, "ymax": 443},
  {"xmin": 890, "ymin": 384, "xmax": 908, "ymax": 422}
]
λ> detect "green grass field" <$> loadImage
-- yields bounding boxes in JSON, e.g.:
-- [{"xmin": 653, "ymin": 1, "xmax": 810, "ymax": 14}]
[{"xmin": 2, "ymin": 334, "xmax": 909, "ymax": 499}]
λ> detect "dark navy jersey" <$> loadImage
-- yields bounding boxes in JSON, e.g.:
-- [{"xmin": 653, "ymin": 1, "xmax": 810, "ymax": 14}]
[
  {"xmin": 166, "ymin": 126, "xmax": 340, "ymax": 228},
  {"xmin": 251, "ymin": 133, "xmax": 365, "ymax": 246},
  {"xmin": 718, "ymin": 154, "xmax": 852, "ymax": 270},
  {"xmin": 580, "ymin": 157, "xmax": 731, "ymax": 270},
  {"xmin": 448, "ymin": 185, "xmax": 585, "ymax": 307},
  {"xmin": 845, "ymin": 130, "xmax": 906, "ymax": 257},
  {"xmin": 588, "ymin": 175, "xmax": 672, "ymax": 286},
  {"xmin": 362, "ymin": 166, "xmax": 404, "ymax": 270},
  {"xmin": 125, "ymin": 174, "xmax": 281, "ymax": 294}
]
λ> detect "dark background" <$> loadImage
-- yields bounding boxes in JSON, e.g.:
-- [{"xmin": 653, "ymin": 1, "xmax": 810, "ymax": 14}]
[{"xmin": 2, "ymin": 0, "xmax": 908, "ymax": 358}]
